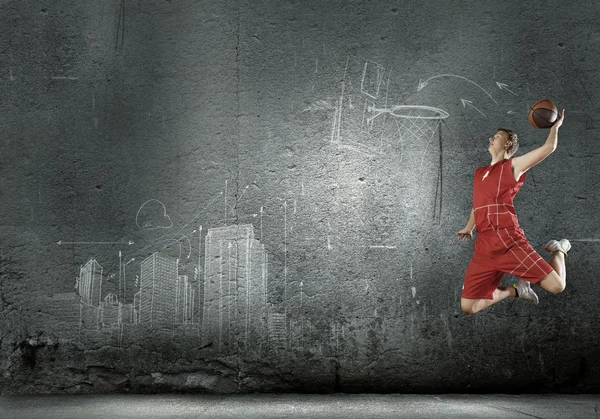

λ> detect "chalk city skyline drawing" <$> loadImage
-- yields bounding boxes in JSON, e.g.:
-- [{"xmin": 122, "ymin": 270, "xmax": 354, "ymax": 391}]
[{"xmin": 52, "ymin": 223, "xmax": 283, "ymax": 353}]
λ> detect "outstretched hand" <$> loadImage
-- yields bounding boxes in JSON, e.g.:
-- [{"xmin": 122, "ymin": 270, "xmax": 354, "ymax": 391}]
[
  {"xmin": 457, "ymin": 227, "xmax": 473, "ymax": 241},
  {"xmin": 552, "ymin": 108, "xmax": 565, "ymax": 129}
]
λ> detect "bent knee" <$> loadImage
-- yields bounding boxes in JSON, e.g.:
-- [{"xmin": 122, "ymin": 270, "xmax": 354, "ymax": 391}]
[
  {"xmin": 546, "ymin": 283, "xmax": 566, "ymax": 294},
  {"xmin": 460, "ymin": 301, "xmax": 476, "ymax": 315},
  {"xmin": 539, "ymin": 272, "xmax": 566, "ymax": 295}
]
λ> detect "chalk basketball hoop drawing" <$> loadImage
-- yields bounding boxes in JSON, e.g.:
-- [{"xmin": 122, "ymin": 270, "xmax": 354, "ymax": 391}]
[{"xmin": 367, "ymin": 105, "xmax": 449, "ymax": 144}]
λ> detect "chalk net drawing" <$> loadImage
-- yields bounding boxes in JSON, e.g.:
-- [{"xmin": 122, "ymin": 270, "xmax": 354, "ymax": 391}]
[{"xmin": 367, "ymin": 105, "xmax": 449, "ymax": 145}]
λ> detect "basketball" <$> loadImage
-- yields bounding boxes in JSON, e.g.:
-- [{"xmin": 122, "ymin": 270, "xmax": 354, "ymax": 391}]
[{"xmin": 528, "ymin": 99, "xmax": 558, "ymax": 128}]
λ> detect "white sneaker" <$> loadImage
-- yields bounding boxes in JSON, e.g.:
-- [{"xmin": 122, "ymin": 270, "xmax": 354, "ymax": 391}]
[
  {"xmin": 513, "ymin": 278, "xmax": 539, "ymax": 305},
  {"xmin": 545, "ymin": 239, "xmax": 571, "ymax": 258}
]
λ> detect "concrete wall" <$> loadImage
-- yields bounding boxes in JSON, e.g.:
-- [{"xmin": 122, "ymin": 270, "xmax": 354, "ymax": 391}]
[{"xmin": 1, "ymin": 0, "xmax": 599, "ymax": 394}]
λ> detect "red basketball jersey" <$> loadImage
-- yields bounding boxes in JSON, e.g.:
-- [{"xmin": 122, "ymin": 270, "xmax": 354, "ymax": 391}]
[{"xmin": 472, "ymin": 158, "xmax": 525, "ymax": 234}]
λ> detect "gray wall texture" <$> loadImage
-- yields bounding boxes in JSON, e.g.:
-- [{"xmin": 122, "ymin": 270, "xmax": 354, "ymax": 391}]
[{"xmin": 0, "ymin": 0, "xmax": 599, "ymax": 394}]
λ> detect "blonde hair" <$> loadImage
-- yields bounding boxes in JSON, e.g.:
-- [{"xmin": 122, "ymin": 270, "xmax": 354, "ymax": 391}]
[{"xmin": 497, "ymin": 128, "xmax": 519, "ymax": 155}]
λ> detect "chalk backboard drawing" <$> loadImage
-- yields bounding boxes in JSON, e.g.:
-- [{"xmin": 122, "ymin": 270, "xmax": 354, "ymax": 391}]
[
  {"xmin": 327, "ymin": 58, "xmax": 391, "ymax": 157},
  {"xmin": 361, "ymin": 60, "xmax": 385, "ymax": 99}
]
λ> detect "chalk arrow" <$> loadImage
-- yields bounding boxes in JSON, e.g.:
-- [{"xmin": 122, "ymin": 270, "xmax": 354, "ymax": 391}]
[
  {"xmin": 495, "ymin": 82, "xmax": 518, "ymax": 96},
  {"xmin": 417, "ymin": 74, "xmax": 498, "ymax": 105},
  {"xmin": 461, "ymin": 99, "xmax": 487, "ymax": 119},
  {"xmin": 507, "ymin": 110, "xmax": 516, "ymax": 115},
  {"xmin": 57, "ymin": 240, "xmax": 134, "ymax": 245}
]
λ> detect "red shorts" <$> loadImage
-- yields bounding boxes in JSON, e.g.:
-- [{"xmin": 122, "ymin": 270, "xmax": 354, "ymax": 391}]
[{"xmin": 462, "ymin": 228, "xmax": 554, "ymax": 300}]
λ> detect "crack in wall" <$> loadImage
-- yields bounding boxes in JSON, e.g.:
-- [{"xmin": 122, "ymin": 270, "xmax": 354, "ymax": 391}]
[{"xmin": 233, "ymin": 0, "xmax": 243, "ymax": 392}]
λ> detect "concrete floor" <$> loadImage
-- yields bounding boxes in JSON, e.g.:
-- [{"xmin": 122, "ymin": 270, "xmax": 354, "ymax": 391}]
[{"xmin": 1, "ymin": 393, "xmax": 600, "ymax": 419}]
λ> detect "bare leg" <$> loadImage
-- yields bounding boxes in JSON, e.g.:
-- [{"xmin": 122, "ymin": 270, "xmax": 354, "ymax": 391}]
[
  {"xmin": 461, "ymin": 286, "xmax": 516, "ymax": 314},
  {"xmin": 549, "ymin": 251, "xmax": 566, "ymax": 283},
  {"xmin": 538, "ymin": 251, "xmax": 566, "ymax": 294}
]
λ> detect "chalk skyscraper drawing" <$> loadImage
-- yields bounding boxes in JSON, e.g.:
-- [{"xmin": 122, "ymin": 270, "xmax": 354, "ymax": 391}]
[
  {"xmin": 139, "ymin": 253, "xmax": 179, "ymax": 327},
  {"xmin": 79, "ymin": 259, "xmax": 103, "ymax": 307},
  {"xmin": 202, "ymin": 224, "xmax": 268, "ymax": 353},
  {"xmin": 176, "ymin": 274, "xmax": 197, "ymax": 324}
]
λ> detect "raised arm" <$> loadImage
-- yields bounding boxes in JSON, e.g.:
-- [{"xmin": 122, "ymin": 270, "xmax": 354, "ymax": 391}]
[{"xmin": 512, "ymin": 109, "xmax": 565, "ymax": 178}]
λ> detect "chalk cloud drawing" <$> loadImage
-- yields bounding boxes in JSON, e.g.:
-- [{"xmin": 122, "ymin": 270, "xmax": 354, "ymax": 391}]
[{"xmin": 136, "ymin": 199, "xmax": 173, "ymax": 230}]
